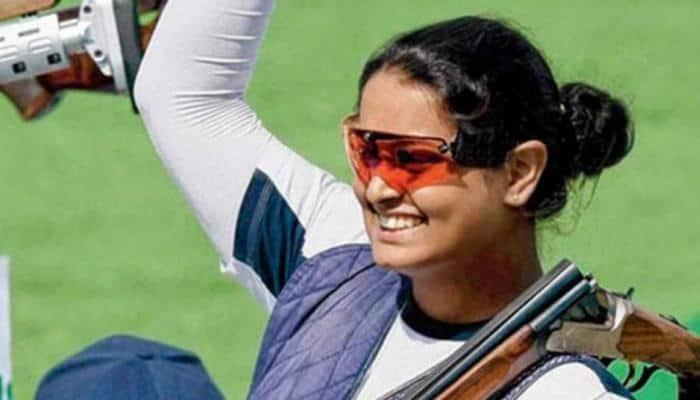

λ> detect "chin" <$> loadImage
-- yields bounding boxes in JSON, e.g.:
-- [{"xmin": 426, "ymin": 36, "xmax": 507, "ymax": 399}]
[{"xmin": 370, "ymin": 241, "xmax": 434, "ymax": 274}]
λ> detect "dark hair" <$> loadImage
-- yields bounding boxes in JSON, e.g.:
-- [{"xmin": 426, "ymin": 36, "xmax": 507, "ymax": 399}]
[{"xmin": 357, "ymin": 16, "xmax": 634, "ymax": 219}]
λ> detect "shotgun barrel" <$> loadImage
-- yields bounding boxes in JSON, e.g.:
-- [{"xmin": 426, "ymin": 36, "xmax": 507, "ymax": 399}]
[{"xmin": 379, "ymin": 260, "xmax": 591, "ymax": 399}]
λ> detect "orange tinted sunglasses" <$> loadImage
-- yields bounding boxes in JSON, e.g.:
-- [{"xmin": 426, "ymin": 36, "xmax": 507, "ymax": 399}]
[{"xmin": 343, "ymin": 122, "xmax": 458, "ymax": 193}]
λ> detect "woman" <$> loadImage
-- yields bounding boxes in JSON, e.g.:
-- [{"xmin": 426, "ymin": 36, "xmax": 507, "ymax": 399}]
[{"xmin": 135, "ymin": 0, "xmax": 634, "ymax": 398}]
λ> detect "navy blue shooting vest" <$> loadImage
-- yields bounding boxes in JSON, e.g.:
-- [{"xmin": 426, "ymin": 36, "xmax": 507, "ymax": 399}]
[{"xmin": 247, "ymin": 244, "xmax": 630, "ymax": 400}]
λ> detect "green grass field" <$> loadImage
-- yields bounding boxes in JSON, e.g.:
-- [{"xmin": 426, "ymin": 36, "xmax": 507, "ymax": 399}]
[{"xmin": 1, "ymin": 0, "xmax": 698, "ymax": 398}]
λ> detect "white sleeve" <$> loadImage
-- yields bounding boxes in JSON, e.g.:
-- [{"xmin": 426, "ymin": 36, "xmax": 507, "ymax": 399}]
[{"xmin": 134, "ymin": 0, "xmax": 367, "ymax": 311}]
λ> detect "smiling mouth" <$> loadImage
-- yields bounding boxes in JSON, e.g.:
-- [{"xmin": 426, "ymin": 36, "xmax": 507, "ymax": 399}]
[{"xmin": 378, "ymin": 214, "xmax": 426, "ymax": 231}]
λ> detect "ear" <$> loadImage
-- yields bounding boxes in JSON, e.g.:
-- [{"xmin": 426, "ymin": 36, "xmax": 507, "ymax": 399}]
[{"xmin": 503, "ymin": 140, "xmax": 548, "ymax": 208}]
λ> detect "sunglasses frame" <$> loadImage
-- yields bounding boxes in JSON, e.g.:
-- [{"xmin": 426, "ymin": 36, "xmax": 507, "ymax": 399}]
[
  {"xmin": 342, "ymin": 112, "xmax": 509, "ymax": 173},
  {"xmin": 342, "ymin": 117, "xmax": 463, "ymax": 191},
  {"xmin": 342, "ymin": 113, "xmax": 457, "ymax": 152}
]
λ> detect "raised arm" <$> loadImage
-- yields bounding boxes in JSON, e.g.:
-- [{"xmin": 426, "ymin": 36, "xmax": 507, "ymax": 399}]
[{"xmin": 134, "ymin": 0, "xmax": 366, "ymax": 310}]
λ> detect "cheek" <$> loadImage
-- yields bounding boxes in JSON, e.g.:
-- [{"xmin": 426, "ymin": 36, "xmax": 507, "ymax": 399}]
[
  {"xmin": 413, "ymin": 172, "xmax": 493, "ymax": 222},
  {"xmin": 351, "ymin": 178, "xmax": 374, "ymax": 226},
  {"xmin": 351, "ymin": 178, "xmax": 367, "ymax": 211},
  {"xmin": 351, "ymin": 177, "xmax": 364, "ymax": 197},
  {"xmin": 414, "ymin": 185, "xmax": 489, "ymax": 236},
  {"xmin": 411, "ymin": 174, "xmax": 504, "ymax": 252}
]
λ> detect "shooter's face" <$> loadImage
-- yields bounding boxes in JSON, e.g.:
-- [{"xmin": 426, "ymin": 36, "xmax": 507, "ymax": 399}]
[{"xmin": 351, "ymin": 68, "xmax": 513, "ymax": 278}]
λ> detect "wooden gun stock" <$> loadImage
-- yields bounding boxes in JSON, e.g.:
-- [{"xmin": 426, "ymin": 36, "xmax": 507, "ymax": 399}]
[
  {"xmin": 0, "ymin": 0, "xmax": 57, "ymax": 20},
  {"xmin": 618, "ymin": 307, "xmax": 700, "ymax": 377},
  {"xmin": 437, "ymin": 326, "xmax": 545, "ymax": 400}
]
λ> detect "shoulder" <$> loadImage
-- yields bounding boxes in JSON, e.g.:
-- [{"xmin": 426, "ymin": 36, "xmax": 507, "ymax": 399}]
[
  {"xmin": 512, "ymin": 355, "xmax": 633, "ymax": 400},
  {"xmin": 274, "ymin": 243, "xmax": 403, "ymax": 309},
  {"xmin": 281, "ymin": 244, "xmax": 382, "ymax": 293}
]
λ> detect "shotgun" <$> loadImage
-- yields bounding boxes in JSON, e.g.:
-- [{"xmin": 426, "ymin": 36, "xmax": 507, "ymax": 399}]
[{"xmin": 381, "ymin": 260, "xmax": 699, "ymax": 399}]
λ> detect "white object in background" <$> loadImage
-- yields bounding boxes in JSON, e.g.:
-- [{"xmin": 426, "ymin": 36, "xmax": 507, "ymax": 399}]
[
  {"xmin": 0, "ymin": 256, "xmax": 11, "ymax": 400},
  {"xmin": 0, "ymin": 0, "xmax": 142, "ymax": 96}
]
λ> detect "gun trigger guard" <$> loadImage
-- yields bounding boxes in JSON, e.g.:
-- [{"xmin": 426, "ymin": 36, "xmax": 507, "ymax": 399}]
[
  {"xmin": 545, "ymin": 290, "xmax": 634, "ymax": 359},
  {"xmin": 622, "ymin": 362, "xmax": 636, "ymax": 387},
  {"xmin": 627, "ymin": 365, "xmax": 662, "ymax": 392}
]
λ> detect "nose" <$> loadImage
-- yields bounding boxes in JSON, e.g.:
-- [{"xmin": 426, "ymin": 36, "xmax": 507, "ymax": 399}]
[{"xmin": 364, "ymin": 175, "xmax": 402, "ymax": 207}]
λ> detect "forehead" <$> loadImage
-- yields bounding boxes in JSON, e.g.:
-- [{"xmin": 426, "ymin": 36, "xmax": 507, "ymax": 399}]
[{"xmin": 358, "ymin": 68, "xmax": 457, "ymax": 140}]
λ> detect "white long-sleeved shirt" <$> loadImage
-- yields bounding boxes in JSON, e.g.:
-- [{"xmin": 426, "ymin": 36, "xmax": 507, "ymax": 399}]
[
  {"xmin": 134, "ymin": 0, "xmax": 366, "ymax": 310},
  {"xmin": 133, "ymin": 1, "xmax": 632, "ymax": 399}
]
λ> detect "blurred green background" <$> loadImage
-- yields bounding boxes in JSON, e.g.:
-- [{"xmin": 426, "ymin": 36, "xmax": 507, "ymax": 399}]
[{"xmin": 1, "ymin": 0, "xmax": 698, "ymax": 398}]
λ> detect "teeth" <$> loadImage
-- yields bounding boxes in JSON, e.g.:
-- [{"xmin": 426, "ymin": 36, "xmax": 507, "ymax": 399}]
[{"xmin": 379, "ymin": 215, "xmax": 423, "ymax": 230}]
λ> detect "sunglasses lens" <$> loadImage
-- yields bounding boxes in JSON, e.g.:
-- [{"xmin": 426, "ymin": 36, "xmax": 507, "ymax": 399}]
[
  {"xmin": 345, "ymin": 128, "xmax": 453, "ymax": 191},
  {"xmin": 346, "ymin": 130, "xmax": 376, "ymax": 184},
  {"xmin": 390, "ymin": 140, "xmax": 447, "ymax": 172}
]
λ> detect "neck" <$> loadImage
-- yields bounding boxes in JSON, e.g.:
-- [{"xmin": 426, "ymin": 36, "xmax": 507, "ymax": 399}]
[{"xmin": 409, "ymin": 224, "xmax": 542, "ymax": 324}]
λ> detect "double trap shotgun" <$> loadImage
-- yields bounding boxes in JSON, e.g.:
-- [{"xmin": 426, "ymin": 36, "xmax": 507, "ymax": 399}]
[{"xmin": 382, "ymin": 260, "xmax": 700, "ymax": 400}]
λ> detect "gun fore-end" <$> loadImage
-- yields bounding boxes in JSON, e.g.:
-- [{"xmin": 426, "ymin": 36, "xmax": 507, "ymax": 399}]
[{"xmin": 436, "ymin": 325, "xmax": 545, "ymax": 400}]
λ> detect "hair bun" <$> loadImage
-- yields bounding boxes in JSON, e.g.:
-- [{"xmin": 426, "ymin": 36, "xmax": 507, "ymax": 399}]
[{"xmin": 560, "ymin": 82, "xmax": 634, "ymax": 178}]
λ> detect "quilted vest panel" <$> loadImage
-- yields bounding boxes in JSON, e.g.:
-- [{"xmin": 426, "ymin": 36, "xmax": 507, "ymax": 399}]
[{"xmin": 249, "ymin": 244, "xmax": 406, "ymax": 400}]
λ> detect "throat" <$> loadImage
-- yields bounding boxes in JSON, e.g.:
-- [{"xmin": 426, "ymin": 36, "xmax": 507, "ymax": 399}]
[{"xmin": 408, "ymin": 253, "xmax": 543, "ymax": 324}]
